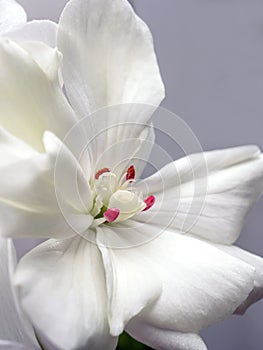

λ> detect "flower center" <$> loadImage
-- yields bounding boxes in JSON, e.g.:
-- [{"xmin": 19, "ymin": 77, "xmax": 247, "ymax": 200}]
[{"xmin": 90, "ymin": 165, "xmax": 155, "ymax": 225}]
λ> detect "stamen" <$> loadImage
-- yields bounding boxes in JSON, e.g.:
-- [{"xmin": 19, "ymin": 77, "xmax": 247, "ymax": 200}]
[
  {"xmin": 95, "ymin": 168, "xmax": 110, "ymax": 180},
  {"xmin": 126, "ymin": 165, "xmax": 135, "ymax": 181},
  {"xmin": 143, "ymin": 195, "xmax": 156, "ymax": 211},
  {"xmin": 103, "ymin": 208, "xmax": 120, "ymax": 223}
]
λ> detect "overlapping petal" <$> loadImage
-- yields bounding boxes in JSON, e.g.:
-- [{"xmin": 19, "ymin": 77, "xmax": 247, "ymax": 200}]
[
  {"xmin": 0, "ymin": 132, "xmax": 93, "ymax": 239},
  {"xmin": 18, "ymin": 42, "xmax": 63, "ymax": 86},
  {"xmin": 0, "ymin": 38, "xmax": 77, "ymax": 152},
  {"xmin": 0, "ymin": 4, "xmax": 59, "ymax": 85},
  {"xmin": 97, "ymin": 226, "xmax": 162, "ymax": 336},
  {"xmin": 15, "ymin": 236, "xmax": 118, "ymax": 350},
  {"xmin": 7, "ymin": 20, "xmax": 57, "ymax": 47},
  {"xmin": 134, "ymin": 145, "xmax": 263, "ymax": 244},
  {"xmin": 0, "ymin": 0, "xmax": 26, "ymax": 34}
]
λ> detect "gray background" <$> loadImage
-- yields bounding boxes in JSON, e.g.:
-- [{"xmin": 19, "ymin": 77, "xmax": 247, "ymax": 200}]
[{"xmin": 16, "ymin": 0, "xmax": 263, "ymax": 349}]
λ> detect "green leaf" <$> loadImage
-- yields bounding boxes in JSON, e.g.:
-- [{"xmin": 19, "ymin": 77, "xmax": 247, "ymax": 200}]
[{"xmin": 117, "ymin": 332, "xmax": 153, "ymax": 350}]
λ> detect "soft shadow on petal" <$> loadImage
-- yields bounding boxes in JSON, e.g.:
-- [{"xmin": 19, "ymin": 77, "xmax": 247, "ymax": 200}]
[
  {"xmin": 126, "ymin": 320, "xmax": 207, "ymax": 350},
  {"xmin": 15, "ymin": 236, "xmax": 117, "ymax": 350},
  {"xmin": 135, "ymin": 145, "xmax": 263, "ymax": 244},
  {"xmin": 0, "ymin": 0, "xmax": 26, "ymax": 34}
]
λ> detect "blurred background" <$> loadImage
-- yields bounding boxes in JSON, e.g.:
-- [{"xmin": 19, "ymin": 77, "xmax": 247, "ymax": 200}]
[{"xmin": 16, "ymin": 0, "xmax": 263, "ymax": 349}]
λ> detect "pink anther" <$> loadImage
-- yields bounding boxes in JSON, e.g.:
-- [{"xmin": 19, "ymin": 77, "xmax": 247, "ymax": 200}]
[
  {"xmin": 143, "ymin": 195, "xmax": 156, "ymax": 211},
  {"xmin": 126, "ymin": 165, "xmax": 135, "ymax": 181},
  {"xmin": 103, "ymin": 208, "xmax": 120, "ymax": 223}
]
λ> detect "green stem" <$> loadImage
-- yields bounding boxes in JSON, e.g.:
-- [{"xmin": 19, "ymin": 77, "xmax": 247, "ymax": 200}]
[{"xmin": 95, "ymin": 205, "xmax": 108, "ymax": 219}]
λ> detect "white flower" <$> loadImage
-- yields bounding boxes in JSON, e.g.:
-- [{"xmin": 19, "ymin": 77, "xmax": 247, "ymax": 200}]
[
  {"xmin": 0, "ymin": 238, "xmax": 40, "ymax": 350},
  {"xmin": 0, "ymin": 0, "xmax": 262, "ymax": 349}
]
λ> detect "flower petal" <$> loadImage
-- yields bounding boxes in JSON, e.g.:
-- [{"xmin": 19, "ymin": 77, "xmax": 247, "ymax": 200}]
[
  {"xmin": 0, "ymin": 126, "xmax": 37, "ymax": 166},
  {"xmin": 0, "ymin": 132, "xmax": 93, "ymax": 239},
  {"xmin": 0, "ymin": 38, "xmax": 77, "ymax": 152},
  {"xmin": 97, "ymin": 226, "xmax": 162, "ymax": 336},
  {"xmin": 135, "ymin": 145, "xmax": 263, "ymax": 244},
  {"xmin": 98, "ymin": 229, "xmax": 255, "ymax": 335},
  {"xmin": 19, "ymin": 42, "xmax": 62, "ymax": 86},
  {"xmin": 58, "ymin": 0, "xmax": 164, "ymax": 116},
  {"xmin": 214, "ymin": 244, "xmax": 263, "ymax": 315},
  {"xmin": 7, "ymin": 20, "xmax": 57, "ymax": 47},
  {"xmin": 75, "ymin": 109, "xmax": 156, "ymax": 181},
  {"xmin": 0, "ymin": 0, "xmax": 26, "ymax": 35},
  {"xmin": 58, "ymin": 0, "xmax": 163, "ymax": 176},
  {"xmin": 43, "ymin": 131, "xmax": 93, "ymax": 215},
  {"xmin": 0, "ymin": 238, "xmax": 37, "ymax": 348},
  {"xmin": 15, "ymin": 236, "xmax": 117, "ymax": 350},
  {"xmin": 6, "ymin": 20, "xmax": 61, "ymax": 85},
  {"xmin": 126, "ymin": 320, "xmax": 207, "ymax": 350}
]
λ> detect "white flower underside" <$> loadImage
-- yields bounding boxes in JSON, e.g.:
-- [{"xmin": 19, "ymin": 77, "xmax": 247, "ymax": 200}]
[{"xmin": 0, "ymin": 0, "xmax": 263, "ymax": 350}]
